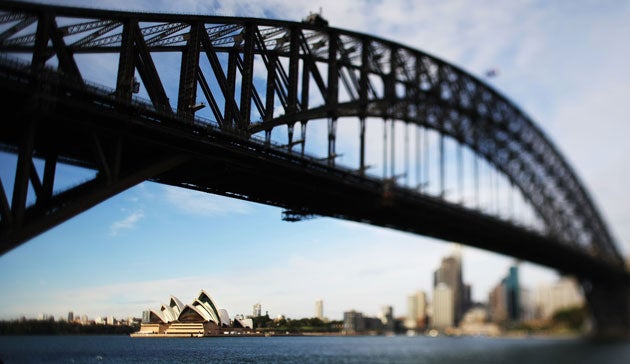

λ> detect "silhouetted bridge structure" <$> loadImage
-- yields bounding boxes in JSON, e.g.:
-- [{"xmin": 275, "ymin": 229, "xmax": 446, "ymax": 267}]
[{"xmin": 0, "ymin": 1, "xmax": 628, "ymax": 336}]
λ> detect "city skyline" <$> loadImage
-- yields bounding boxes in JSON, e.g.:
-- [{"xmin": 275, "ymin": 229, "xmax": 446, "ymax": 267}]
[{"xmin": 1, "ymin": 0, "xmax": 630, "ymax": 321}]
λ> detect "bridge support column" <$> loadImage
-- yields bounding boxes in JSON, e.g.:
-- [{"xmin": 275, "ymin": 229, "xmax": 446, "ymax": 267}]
[{"xmin": 582, "ymin": 277, "xmax": 630, "ymax": 338}]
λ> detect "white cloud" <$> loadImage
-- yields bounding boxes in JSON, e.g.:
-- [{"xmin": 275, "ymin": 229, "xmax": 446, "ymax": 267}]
[
  {"xmin": 109, "ymin": 210, "xmax": 145, "ymax": 236},
  {"xmin": 163, "ymin": 186, "xmax": 252, "ymax": 216}
]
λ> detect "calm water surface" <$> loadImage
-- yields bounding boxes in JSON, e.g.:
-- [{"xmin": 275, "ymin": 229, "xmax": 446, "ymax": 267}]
[{"xmin": 1, "ymin": 335, "xmax": 630, "ymax": 363}]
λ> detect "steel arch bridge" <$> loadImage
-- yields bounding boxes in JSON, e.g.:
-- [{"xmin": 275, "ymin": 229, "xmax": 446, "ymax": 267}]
[{"xmin": 0, "ymin": 2, "xmax": 627, "ymax": 336}]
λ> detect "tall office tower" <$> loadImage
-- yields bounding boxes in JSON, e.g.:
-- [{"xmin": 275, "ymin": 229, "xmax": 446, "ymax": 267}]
[
  {"xmin": 415, "ymin": 291, "xmax": 427, "ymax": 328},
  {"xmin": 406, "ymin": 290, "xmax": 427, "ymax": 329},
  {"xmin": 406, "ymin": 294, "xmax": 419, "ymax": 329},
  {"xmin": 488, "ymin": 263, "xmax": 520, "ymax": 322},
  {"xmin": 463, "ymin": 284, "xmax": 472, "ymax": 311},
  {"xmin": 505, "ymin": 264, "xmax": 520, "ymax": 321},
  {"xmin": 253, "ymin": 302, "xmax": 262, "ymax": 317},
  {"xmin": 432, "ymin": 283, "xmax": 454, "ymax": 330},
  {"xmin": 488, "ymin": 281, "xmax": 508, "ymax": 323},
  {"xmin": 315, "ymin": 299, "xmax": 324, "ymax": 320},
  {"xmin": 433, "ymin": 246, "xmax": 464, "ymax": 324},
  {"xmin": 67, "ymin": 311, "xmax": 74, "ymax": 323}
]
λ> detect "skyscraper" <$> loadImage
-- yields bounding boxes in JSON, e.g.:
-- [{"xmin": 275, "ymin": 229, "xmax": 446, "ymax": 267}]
[
  {"xmin": 406, "ymin": 290, "xmax": 427, "ymax": 329},
  {"xmin": 252, "ymin": 303, "xmax": 262, "ymax": 317},
  {"xmin": 433, "ymin": 245, "xmax": 466, "ymax": 325},
  {"xmin": 67, "ymin": 311, "xmax": 74, "ymax": 323},
  {"xmin": 315, "ymin": 299, "xmax": 324, "ymax": 320},
  {"xmin": 488, "ymin": 263, "xmax": 520, "ymax": 323},
  {"xmin": 432, "ymin": 283, "xmax": 454, "ymax": 329},
  {"xmin": 505, "ymin": 265, "xmax": 520, "ymax": 320}
]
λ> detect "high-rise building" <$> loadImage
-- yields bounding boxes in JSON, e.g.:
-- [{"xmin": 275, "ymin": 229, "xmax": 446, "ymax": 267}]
[
  {"xmin": 406, "ymin": 295, "xmax": 417, "ymax": 329},
  {"xmin": 433, "ymin": 244, "xmax": 467, "ymax": 324},
  {"xmin": 505, "ymin": 265, "xmax": 520, "ymax": 320},
  {"xmin": 315, "ymin": 299, "xmax": 324, "ymax": 320},
  {"xmin": 405, "ymin": 290, "xmax": 427, "ymax": 329},
  {"xmin": 488, "ymin": 263, "xmax": 520, "ymax": 323},
  {"xmin": 432, "ymin": 283, "xmax": 454, "ymax": 330},
  {"xmin": 520, "ymin": 287, "xmax": 536, "ymax": 321},
  {"xmin": 67, "ymin": 311, "xmax": 74, "ymax": 323},
  {"xmin": 253, "ymin": 303, "xmax": 262, "ymax": 317},
  {"xmin": 489, "ymin": 281, "xmax": 508, "ymax": 322}
]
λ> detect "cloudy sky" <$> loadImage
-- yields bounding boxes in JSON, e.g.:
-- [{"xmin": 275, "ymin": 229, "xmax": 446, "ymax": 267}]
[{"xmin": 0, "ymin": 0, "xmax": 629, "ymax": 321}]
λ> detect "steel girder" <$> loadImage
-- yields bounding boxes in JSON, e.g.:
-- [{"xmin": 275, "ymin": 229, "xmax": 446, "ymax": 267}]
[{"xmin": 0, "ymin": 1, "xmax": 623, "ymax": 269}]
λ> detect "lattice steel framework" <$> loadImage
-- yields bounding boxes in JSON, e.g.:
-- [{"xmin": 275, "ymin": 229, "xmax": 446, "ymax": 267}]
[{"xmin": 0, "ymin": 1, "xmax": 623, "ymax": 273}]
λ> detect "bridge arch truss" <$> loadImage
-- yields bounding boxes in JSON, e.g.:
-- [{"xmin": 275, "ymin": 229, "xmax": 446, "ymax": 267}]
[{"xmin": 0, "ymin": 1, "xmax": 623, "ymax": 272}]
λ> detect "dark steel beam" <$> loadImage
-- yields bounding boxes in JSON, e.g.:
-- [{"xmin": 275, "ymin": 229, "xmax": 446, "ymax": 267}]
[
  {"xmin": 0, "ymin": 178, "xmax": 12, "ymax": 224},
  {"xmin": 11, "ymin": 118, "xmax": 36, "ymax": 227},
  {"xmin": 177, "ymin": 22, "xmax": 201, "ymax": 120},
  {"xmin": 115, "ymin": 18, "xmax": 134, "ymax": 102},
  {"xmin": 238, "ymin": 23, "xmax": 254, "ymax": 130},
  {"xmin": 198, "ymin": 28, "xmax": 240, "ymax": 127},
  {"xmin": 49, "ymin": 19, "xmax": 83, "ymax": 83},
  {"xmin": 224, "ymin": 50, "xmax": 237, "ymax": 129},
  {"xmin": 0, "ymin": 154, "xmax": 188, "ymax": 255},
  {"xmin": 132, "ymin": 22, "xmax": 170, "ymax": 113},
  {"xmin": 197, "ymin": 70, "xmax": 224, "ymax": 126},
  {"xmin": 287, "ymin": 26, "xmax": 300, "ymax": 115},
  {"xmin": 31, "ymin": 14, "xmax": 50, "ymax": 75}
]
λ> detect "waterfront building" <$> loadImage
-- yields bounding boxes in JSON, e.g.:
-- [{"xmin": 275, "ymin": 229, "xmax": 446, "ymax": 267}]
[
  {"xmin": 67, "ymin": 311, "xmax": 74, "ymax": 323},
  {"xmin": 81, "ymin": 314, "xmax": 88, "ymax": 325},
  {"xmin": 405, "ymin": 290, "xmax": 427, "ymax": 329},
  {"xmin": 433, "ymin": 244, "xmax": 469, "ymax": 325},
  {"xmin": 315, "ymin": 299, "xmax": 324, "ymax": 320},
  {"xmin": 488, "ymin": 264, "xmax": 520, "ymax": 323},
  {"xmin": 432, "ymin": 283, "xmax": 454, "ymax": 330},
  {"xmin": 133, "ymin": 290, "xmax": 254, "ymax": 337},
  {"xmin": 406, "ymin": 294, "xmax": 417, "ymax": 329},
  {"xmin": 252, "ymin": 302, "xmax": 262, "ymax": 317},
  {"xmin": 534, "ymin": 277, "xmax": 584, "ymax": 319},
  {"xmin": 488, "ymin": 283, "xmax": 507, "ymax": 323},
  {"xmin": 519, "ymin": 287, "xmax": 536, "ymax": 321},
  {"xmin": 343, "ymin": 310, "xmax": 365, "ymax": 334},
  {"xmin": 505, "ymin": 265, "xmax": 520, "ymax": 320},
  {"xmin": 343, "ymin": 310, "xmax": 392, "ymax": 335},
  {"xmin": 459, "ymin": 306, "xmax": 500, "ymax": 336},
  {"xmin": 380, "ymin": 305, "xmax": 394, "ymax": 332}
]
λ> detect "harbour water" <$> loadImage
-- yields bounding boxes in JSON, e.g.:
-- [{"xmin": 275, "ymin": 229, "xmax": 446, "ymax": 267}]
[{"xmin": 1, "ymin": 335, "xmax": 630, "ymax": 363}]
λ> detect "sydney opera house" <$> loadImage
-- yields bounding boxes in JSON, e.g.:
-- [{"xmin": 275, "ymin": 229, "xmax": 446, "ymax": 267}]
[{"xmin": 132, "ymin": 290, "xmax": 254, "ymax": 337}]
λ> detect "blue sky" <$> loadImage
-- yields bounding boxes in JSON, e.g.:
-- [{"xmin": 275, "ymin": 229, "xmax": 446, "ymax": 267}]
[{"xmin": 1, "ymin": 0, "xmax": 629, "ymax": 321}]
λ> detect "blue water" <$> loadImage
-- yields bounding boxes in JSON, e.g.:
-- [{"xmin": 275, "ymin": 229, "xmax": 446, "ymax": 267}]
[{"xmin": 1, "ymin": 335, "xmax": 630, "ymax": 363}]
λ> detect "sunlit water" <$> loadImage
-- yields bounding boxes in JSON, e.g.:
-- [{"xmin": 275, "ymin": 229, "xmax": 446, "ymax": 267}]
[{"xmin": 1, "ymin": 335, "xmax": 630, "ymax": 363}]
